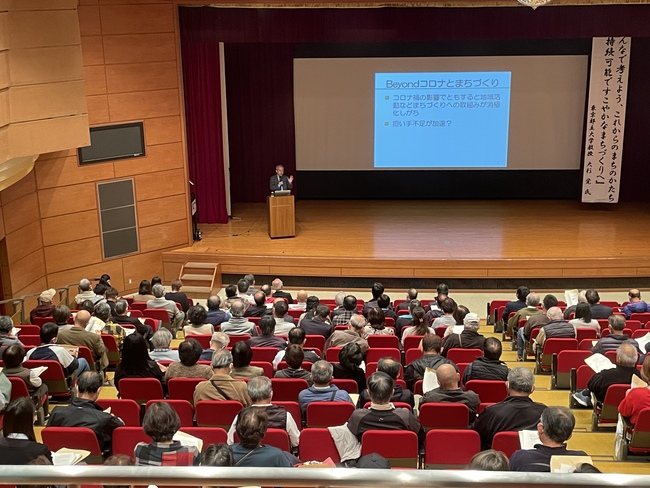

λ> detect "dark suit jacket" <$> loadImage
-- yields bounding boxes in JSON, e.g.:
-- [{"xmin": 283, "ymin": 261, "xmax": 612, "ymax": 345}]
[
  {"xmin": 270, "ymin": 174, "xmax": 293, "ymax": 192},
  {"xmin": 272, "ymin": 290, "xmax": 293, "ymax": 304}
]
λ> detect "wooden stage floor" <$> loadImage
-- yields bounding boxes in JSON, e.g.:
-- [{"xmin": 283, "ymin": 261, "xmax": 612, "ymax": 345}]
[{"xmin": 164, "ymin": 200, "xmax": 650, "ymax": 282}]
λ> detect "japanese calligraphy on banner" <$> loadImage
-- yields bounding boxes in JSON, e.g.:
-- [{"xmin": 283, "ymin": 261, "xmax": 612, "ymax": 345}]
[{"xmin": 581, "ymin": 37, "xmax": 631, "ymax": 203}]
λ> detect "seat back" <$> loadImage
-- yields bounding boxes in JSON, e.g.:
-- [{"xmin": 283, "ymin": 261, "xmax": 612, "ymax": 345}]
[
  {"xmin": 118, "ymin": 378, "xmax": 164, "ymax": 405},
  {"xmin": 187, "ymin": 334, "xmax": 212, "ymax": 348},
  {"xmin": 18, "ymin": 325, "xmax": 41, "ymax": 335},
  {"xmin": 629, "ymin": 312, "xmax": 650, "ymax": 325},
  {"xmin": 367, "ymin": 335, "xmax": 399, "ymax": 349},
  {"xmin": 366, "ymin": 347, "xmax": 401, "ymax": 363},
  {"xmin": 464, "ymin": 380, "xmax": 507, "ymax": 404},
  {"xmin": 112, "ymin": 427, "xmax": 151, "ymax": 459},
  {"xmin": 629, "ymin": 408, "xmax": 650, "ymax": 452},
  {"xmin": 578, "ymin": 338, "xmax": 596, "ymax": 350},
  {"xmin": 539, "ymin": 338, "xmax": 578, "ymax": 372},
  {"xmin": 361, "ymin": 430, "xmax": 419, "ymax": 468},
  {"xmin": 18, "ymin": 335, "xmax": 41, "ymax": 347},
  {"xmin": 405, "ymin": 348, "xmax": 422, "ymax": 364},
  {"xmin": 228, "ymin": 335, "xmax": 251, "ymax": 347},
  {"xmin": 325, "ymin": 347, "xmax": 342, "ymax": 362},
  {"xmin": 31, "ymin": 317, "xmax": 53, "ymax": 327},
  {"xmin": 600, "ymin": 383, "xmax": 629, "ymax": 424},
  {"xmin": 273, "ymin": 401, "xmax": 302, "ymax": 431},
  {"xmin": 101, "ymin": 334, "xmax": 121, "ymax": 366},
  {"xmin": 97, "ymin": 399, "xmax": 141, "ymax": 426},
  {"xmin": 553, "ymin": 350, "xmax": 593, "ymax": 390},
  {"xmin": 262, "ymin": 428, "xmax": 291, "ymax": 451},
  {"xmin": 251, "ymin": 347, "xmax": 280, "ymax": 363},
  {"xmin": 8, "ymin": 376, "xmax": 31, "ymax": 401},
  {"xmin": 168, "ymin": 377, "xmax": 205, "ymax": 403},
  {"xmin": 403, "ymin": 335, "xmax": 424, "ymax": 352},
  {"xmin": 625, "ymin": 319, "xmax": 643, "ymax": 332},
  {"xmin": 143, "ymin": 309, "xmax": 171, "ymax": 331},
  {"xmin": 446, "ymin": 348, "xmax": 483, "ymax": 364},
  {"xmin": 250, "ymin": 360, "xmax": 274, "ymax": 378},
  {"xmin": 195, "ymin": 400, "xmax": 243, "ymax": 428},
  {"xmin": 304, "ymin": 335, "xmax": 325, "ymax": 351},
  {"xmin": 424, "ymin": 429, "xmax": 480, "ymax": 469},
  {"xmin": 271, "ymin": 378, "xmax": 309, "ymax": 402},
  {"xmin": 130, "ymin": 302, "xmax": 148, "ymax": 311},
  {"xmin": 179, "ymin": 427, "xmax": 227, "ymax": 452},
  {"xmin": 491, "ymin": 431, "xmax": 521, "ymax": 458},
  {"xmin": 419, "ymin": 403, "xmax": 469, "ymax": 430},
  {"xmin": 573, "ymin": 364, "xmax": 595, "ymax": 392},
  {"xmin": 24, "ymin": 359, "xmax": 70, "ymax": 397},
  {"xmin": 146, "ymin": 399, "xmax": 194, "ymax": 427},
  {"xmin": 42, "ymin": 427, "xmax": 103, "ymax": 464},
  {"xmin": 277, "ymin": 361, "xmax": 313, "ymax": 372},
  {"xmin": 299, "ymin": 428, "xmax": 341, "ymax": 462},
  {"xmin": 575, "ymin": 328, "xmax": 598, "ymax": 343},
  {"xmin": 306, "ymin": 401, "xmax": 355, "ymax": 428},
  {"xmin": 330, "ymin": 379, "xmax": 358, "ymax": 394}
]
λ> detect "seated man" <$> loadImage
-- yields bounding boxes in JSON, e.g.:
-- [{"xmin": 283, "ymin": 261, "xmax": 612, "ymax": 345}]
[
  {"xmin": 271, "ymin": 300, "xmax": 296, "ymax": 336},
  {"xmin": 0, "ymin": 315, "xmax": 23, "ymax": 352},
  {"xmin": 74, "ymin": 278, "xmax": 102, "ymax": 307},
  {"xmin": 518, "ymin": 294, "xmax": 557, "ymax": 361},
  {"xmin": 299, "ymin": 304, "xmax": 332, "ymax": 339},
  {"xmin": 420, "ymin": 363, "xmax": 480, "ymax": 424},
  {"xmin": 298, "ymin": 360, "xmax": 353, "ymax": 412},
  {"xmin": 534, "ymin": 307, "xmax": 575, "ymax": 352},
  {"xmin": 274, "ymin": 344, "xmax": 312, "ymax": 384},
  {"xmin": 227, "ymin": 376, "xmax": 300, "ymax": 448},
  {"xmin": 57, "ymin": 310, "xmax": 108, "ymax": 372},
  {"xmin": 572, "ymin": 343, "xmax": 641, "ymax": 408},
  {"xmin": 462, "ymin": 337, "xmax": 509, "ymax": 384},
  {"xmin": 149, "ymin": 329, "xmax": 180, "ymax": 362},
  {"xmin": 357, "ymin": 357, "xmax": 414, "ymax": 408},
  {"xmin": 147, "ymin": 284, "xmax": 185, "ymax": 337},
  {"xmin": 26, "ymin": 322, "xmax": 90, "ymax": 380},
  {"xmin": 47, "ymin": 372, "xmax": 124, "ymax": 456},
  {"xmin": 404, "ymin": 334, "xmax": 456, "ymax": 391},
  {"xmin": 273, "ymin": 326, "xmax": 320, "ymax": 369},
  {"xmin": 507, "ymin": 292, "xmax": 542, "ymax": 338},
  {"xmin": 501, "ymin": 286, "xmax": 529, "ymax": 326},
  {"xmin": 592, "ymin": 314, "xmax": 640, "ymax": 355},
  {"xmin": 205, "ymin": 295, "xmax": 231, "ymax": 327},
  {"xmin": 164, "ymin": 279, "xmax": 191, "ymax": 314},
  {"xmin": 193, "ymin": 349, "xmax": 251, "ymax": 406},
  {"xmin": 347, "ymin": 372, "xmax": 424, "ymax": 447},
  {"xmin": 199, "ymin": 331, "xmax": 230, "ymax": 361},
  {"xmin": 219, "ymin": 300, "xmax": 258, "ymax": 336},
  {"xmin": 110, "ymin": 299, "xmax": 154, "ymax": 346},
  {"xmin": 586, "ymin": 288, "xmax": 613, "ymax": 319},
  {"xmin": 231, "ymin": 407, "xmax": 294, "ymax": 467},
  {"xmin": 509, "ymin": 407, "xmax": 587, "ymax": 472},
  {"xmin": 244, "ymin": 291, "xmax": 269, "ymax": 318},
  {"xmin": 271, "ymin": 278, "xmax": 293, "ymax": 304},
  {"xmin": 331, "ymin": 295, "xmax": 358, "ymax": 326},
  {"xmin": 289, "ymin": 289, "xmax": 308, "ymax": 310},
  {"xmin": 473, "ymin": 367, "xmax": 547, "ymax": 450},
  {"xmin": 622, "ymin": 289, "xmax": 648, "ymax": 318},
  {"xmin": 323, "ymin": 314, "xmax": 369, "ymax": 355},
  {"xmin": 441, "ymin": 313, "xmax": 485, "ymax": 357},
  {"xmin": 362, "ymin": 282, "xmax": 385, "ymax": 316},
  {"xmin": 29, "ymin": 288, "xmax": 56, "ymax": 325},
  {"xmin": 247, "ymin": 315, "xmax": 287, "ymax": 350}
]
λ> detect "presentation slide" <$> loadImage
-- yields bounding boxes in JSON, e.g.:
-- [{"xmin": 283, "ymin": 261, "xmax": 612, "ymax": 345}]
[{"xmin": 374, "ymin": 71, "xmax": 511, "ymax": 168}]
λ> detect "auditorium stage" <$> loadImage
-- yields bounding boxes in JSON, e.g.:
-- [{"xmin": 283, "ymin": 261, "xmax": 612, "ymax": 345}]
[{"xmin": 163, "ymin": 200, "xmax": 650, "ymax": 288}]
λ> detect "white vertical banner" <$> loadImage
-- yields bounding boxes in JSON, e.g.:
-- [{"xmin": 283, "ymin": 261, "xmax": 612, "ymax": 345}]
[{"xmin": 581, "ymin": 37, "xmax": 631, "ymax": 203}]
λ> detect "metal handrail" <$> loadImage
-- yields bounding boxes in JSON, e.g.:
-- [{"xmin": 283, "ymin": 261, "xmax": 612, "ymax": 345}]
[
  {"xmin": 0, "ymin": 296, "xmax": 25, "ymax": 324},
  {"xmin": 0, "ymin": 466, "xmax": 645, "ymax": 487}
]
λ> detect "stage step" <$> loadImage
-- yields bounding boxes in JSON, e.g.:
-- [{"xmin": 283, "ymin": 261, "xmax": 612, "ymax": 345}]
[{"xmin": 179, "ymin": 261, "xmax": 220, "ymax": 299}]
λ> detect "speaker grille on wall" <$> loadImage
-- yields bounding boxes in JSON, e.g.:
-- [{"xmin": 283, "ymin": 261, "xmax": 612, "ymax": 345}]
[{"xmin": 97, "ymin": 179, "xmax": 139, "ymax": 259}]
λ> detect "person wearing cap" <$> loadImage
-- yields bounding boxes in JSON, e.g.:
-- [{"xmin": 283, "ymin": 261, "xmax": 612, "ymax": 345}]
[
  {"xmin": 29, "ymin": 289, "xmax": 57, "ymax": 324},
  {"xmin": 440, "ymin": 312, "xmax": 485, "ymax": 357}
]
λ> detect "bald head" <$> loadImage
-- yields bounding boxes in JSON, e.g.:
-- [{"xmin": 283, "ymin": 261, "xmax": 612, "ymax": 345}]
[
  {"xmin": 296, "ymin": 290, "xmax": 308, "ymax": 303},
  {"xmin": 74, "ymin": 310, "xmax": 91, "ymax": 328},
  {"xmin": 436, "ymin": 363, "xmax": 460, "ymax": 390},
  {"xmin": 546, "ymin": 307, "xmax": 563, "ymax": 321}
]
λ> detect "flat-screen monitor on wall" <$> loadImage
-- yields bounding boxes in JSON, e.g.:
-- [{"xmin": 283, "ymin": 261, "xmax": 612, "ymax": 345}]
[{"xmin": 78, "ymin": 122, "xmax": 145, "ymax": 164}]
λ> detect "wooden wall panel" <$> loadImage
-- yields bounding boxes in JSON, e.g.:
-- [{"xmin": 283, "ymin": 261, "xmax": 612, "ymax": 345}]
[
  {"xmin": 134, "ymin": 168, "xmax": 186, "ymax": 201},
  {"xmin": 8, "ymin": 115, "xmax": 89, "ymax": 158},
  {"xmin": 5, "ymin": 221, "xmax": 43, "ymax": 264},
  {"xmin": 83, "ymin": 66, "xmax": 107, "ymax": 95},
  {"xmin": 102, "ymin": 33, "xmax": 176, "ymax": 65},
  {"xmin": 41, "ymin": 210, "xmax": 100, "ymax": 247},
  {"xmin": 86, "ymin": 94, "xmax": 110, "ymax": 124},
  {"xmin": 99, "ymin": 4, "xmax": 174, "ymax": 35},
  {"xmin": 0, "ymin": 169, "xmax": 35, "ymax": 205},
  {"xmin": 105, "ymin": 61, "xmax": 177, "ymax": 93},
  {"xmin": 0, "ymin": 13, "xmax": 7, "ymax": 50},
  {"xmin": 8, "ymin": 80, "xmax": 87, "ymax": 123},
  {"xmin": 0, "ymin": 52, "xmax": 8, "ymax": 89},
  {"xmin": 2, "ymin": 192, "xmax": 39, "ymax": 235},
  {"xmin": 144, "ymin": 116, "xmax": 182, "ymax": 145},
  {"xmin": 0, "ymin": 206, "xmax": 5, "ymax": 241},
  {"xmin": 77, "ymin": 5, "xmax": 102, "ymax": 37},
  {"xmin": 3, "ymin": 1, "xmax": 78, "ymax": 10},
  {"xmin": 122, "ymin": 250, "xmax": 165, "ymax": 293},
  {"xmin": 35, "ymin": 154, "xmax": 114, "ymax": 189},
  {"xmin": 47, "ymin": 260, "xmax": 124, "ymax": 293},
  {"xmin": 80, "ymin": 36, "xmax": 104, "ymax": 66},
  {"xmin": 137, "ymin": 193, "xmax": 186, "ymax": 228},
  {"xmin": 139, "ymin": 219, "xmax": 189, "ymax": 253},
  {"xmin": 0, "ymin": 90, "xmax": 8, "ymax": 128},
  {"xmin": 9, "ymin": 249, "xmax": 46, "ymax": 293},
  {"xmin": 113, "ymin": 142, "xmax": 182, "ymax": 177},
  {"xmin": 162, "ymin": 261, "xmax": 183, "ymax": 283},
  {"xmin": 8, "ymin": 46, "xmax": 84, "ymax": 85},
  {"xmin": 7, "ymin": 10, "xmax": 80, "ymax": 49},
  {"xmin": 107, "ymin": 89, "xmax": 180, "ymax": 121},
  {"xmin": 14, "ymin": 276, "xmax": 48, "ymax": 316},
  {"xmin": 38, "ymin": 182, "xmax": 97, "ymax": 218},
  {"xmin": 44, "ymin": 236, "xmax": 103, "ymax": 274}
]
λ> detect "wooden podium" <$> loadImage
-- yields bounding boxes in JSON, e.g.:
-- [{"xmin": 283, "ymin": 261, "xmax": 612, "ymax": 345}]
[{"xmin": 268, "ymin": 195, "xmax": 295, "ymax": 239}]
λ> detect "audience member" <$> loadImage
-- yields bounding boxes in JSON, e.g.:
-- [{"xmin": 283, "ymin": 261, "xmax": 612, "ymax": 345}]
[
  {"xmin": 164, "ymin": 279, "xmax": 191, "ymax": 313},
  {"xmin": 243, "ymin": 274, "xmax": 256, "ymax": 295},
  {"xmin": 297, "ymin": 296, "xmax": 320, "ymax": 327},
  {"xmin": 273, "ymin": 327, "xmax": 320, "ymax": 369},
  {"xmin": 401, "ymin": 306, "xmax": 433, "ymax": 345},
  {"xmin": 453, "ymin": 305, "xmax": 470, "ymax": 326},
  {"xmin": 324, "ymin": 314, "xmax": 369, "ymax": 354},
  {"xmin": 463, "ymin": 337, "xmax": 508, "ymax": 383},
  {"xmin": 0, "ymin": 398, "xmax": 51, "ymax": 464},
  {"xmin": 131, "ymin": 280, "xmax": 155, "ymax": 302},
  {"xmin": 111, "ymin": 299, "xmax": 154, "ymax": 346},
  {"xmin": 104, "ymin": 287, "xmax": 119, "ymax": 317},
  {"xmin": 563, "ymin": 290, "xmax": 587, "ymax": 320},
  {"xmin": 165, "ymin": 338, "xmax": 213, "ymax": 382},
  {"xmin": 193, "ymin": 349, "xmax": 251, "ymax": 406},
  {"xmin": 364, "ymin": 307, "xmax": 395, "ymax": 338},
  {"xmin": 244, "ymin": 291, "xmax": 269, "ymax": 317},
  {"xmin": 618, "ymin": 355, "xmax": 650, "ymax": 425},
  {"xmin": 501, "ymin": 286, "xmax": 529, "ymax": 325},
  {"xmin": 300, "ymin": 304, "xmax": 332, "ymax": 338},
  {"xmin": 289, "ymin": 289, "xmax": 309, "ymax": 310},
  {"xmin": 586, "ymin": 289, "xmax": 613, "ymax": 319},
  {"xmin": 149, "ymin": 329, "xmax": 180, "ymax": 362},
  {"xmin": 200, "ymin": 331, "xmax": 230, "ymax": 361},
  {"xmin": 220, "ymin": 300, "xmax": 258, "ymax": 336},
  {"xmin": 230, "ymin": 341, "xmax": 264, "ymax": 379},
  {"xmin": 74, "ymin": 278, "xmax": 102, "ymax": 307},
  {"xmin": 29, "ymin": 289, "xmax": 56, "ymax": 325},
  {"xmin": 0, "ymin": 315, "xmax": 23, "ymax": 351},
  {"xmin": 201, "ymin": 443, "xmax": 234, "ymax": 466},
  {"xmin": 298, "ymin": 360, "xmax": 353, "ymax": 411},
  {"xmin": 114, "ymin": 334, "xmax": 165, "ymax": 395},
  {"xmin": 26, "ymin": 322, "xmax": 90, "ymax": 380},
  {"xmin": 3, "ymin": 345, "xmax": 49, "ymax": 417},
  {"xmin": 420, "ymin": 363, "xmax": 480, "ymax": 424},
  {"xmin": 357, "ymin": 357, "xmax": 414, "ymax": 408},
  {"xmin": 333, "ymin": 342, "xmax": 367, "ymax": 392},
  {"xmin": 248, "ymin": 315, "xmax": 287, "ymax": 349},
  {"xmin": 509, "ymin": 407, "xmax": 587, "ymax": 472},
  {"xmin": 147, "ymin": 284, "xmax": 185, "ymax": 337},
  {"xmin": 330, "ymin": 292, "xmax": 350, "ymax": 322},
  {"xmin": 274, "ymin": 344, "xmax": 312, "ymax": 384},
  {"xmin": 53, "ymin": 305, "xmax": 72, "ymax": 329},
  {"xmin": 183, "ymin": 304, "xmax": 214, "ymax": 336},
  {"xmin": 231, "ymin": 407, "xmax": 294, "ymax": 466},
  {"xmin": 271, "ymin": 300, "xmax": 295, "ymax": 335},
  {"xmin": 362, "ymin": 282, "xmax": 385, "ymax": 316},
  {"xmin": 622, "ymin": 289, "xmax": 648, "ymax": 318},
  {"xmin": 518, "ymin": 294, "xmax": 558, "ymax": 360},
  {"xmin": 227, "ymin": 376, "xmax": 300, "ymax": 448},
  {"xmin": 395, "ymin": 299, "xmax": 421, "ymax": 336},
  {"xmin": 223, "ymin": 284, "xmax": 240, "ymax": 309},
  {"xmin": 473, "ymin": 367, "xmax": 547, "ymax": 450},
  {"xmin": 377, "ymin": 294, "xmax": 397, "ymax": 320},
  {"xmin": 151, "ymin": 276, "xmax": 163, "ymax": 287},
  {"xmin": 404, "ymin": 334, "xmax": 456, "ymax": 391},
  {"xmin": 507, "ymin": 292, "xmax": 541, "ymax": 337},
  {"xmin": 271, "ymin": 279, "xmax": 293, "ymax": 304},
  {"xmin": 397, "ymin": 288, "xmax": 418, "ymax": 312},
  {"xmin": 93, "ymin": 302, "xmax": 125, "ymax": 346},
  {"xmin": 347, "ymin": 372, "xmax": 424, "ymax": 446},
  {"xmin": 332, "ymin": 295, "xmax": 358, "ymax": 326},
  {"xmin": 467, "ymin": 450, "xmax": 509, "ymax": 471},
  {"xmin": 535, "ymin": 307, "xmax": 575, "ymax": 352},
  {"xmin": 432, "ymin": 297, "xmax": 458, "ymax": 329},
  {"xmin": 47, "ymin": 372, "xmax": 124, "ymax": 456},
  {"xmin": 441, "ymin": 313, "xmax": 485, "ymax": 357},
  {"xmin": 135, "ymin": 402, "xmax": 200, "ymax": 466},
  {"xmin": 591, "ymin": 315, "xmax": 640, "ymax": 355},
  {"xmin": 569, "ymin": 302, "xmax": 601, "ymax": 337},
  {"xmin": 205, "ymin": 295, "xmax": 231, "ymax": 327}
]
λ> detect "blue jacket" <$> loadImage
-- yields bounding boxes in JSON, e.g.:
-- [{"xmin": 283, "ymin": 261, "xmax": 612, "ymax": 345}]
[{"xmin": 298, "ymin": 384, "xmax": 352, "ymax": 411}]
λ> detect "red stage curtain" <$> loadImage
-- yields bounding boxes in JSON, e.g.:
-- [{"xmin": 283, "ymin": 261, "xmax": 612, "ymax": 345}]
[{"xmin": 179, "ymin": 25, "xmax": 228, "ymax": 223}]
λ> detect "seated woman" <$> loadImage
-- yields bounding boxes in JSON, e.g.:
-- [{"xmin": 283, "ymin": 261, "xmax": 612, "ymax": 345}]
[
  {"xmin": 135, "ymin": 402, "xmax": 200, "ymax": 466},
  {"xmin": 230, "ymin": 342, "xmax": 264, "ymax": 379},
  {"xmin": 2, "ymin": 345, "xmax": 49, "ymax": 418},
  {"xmin": 401, "ymin": 307, "xmax": 434, "ymax": 345},
  {"xmin": 0, "ymin": 397, "xmax": 51, "ymax": 464},
  {"xmin": 165, "ymin": 338, "xmax": 212, "ymax": 382},
  {"xmin": 53, "ymin": 304, "xmax": 72, "ymax": 330},
  {"xmin": 363, "ymin": 307, "xmax": 395, "ymax": 338},
  {"xmin": 114, "ymin": 333, "xmax": 165, "ymax": 395},
  {"xmin": 332, "ymin": 342, "xmax": 366, "ymax": 392},
  {"xmin": 569, "ymin": 302, "xmax": 601, "ymax": 337},
  {"xmin": 128, "ymin": 280, "xmax": 155, "ymax": 302},
  {"xmin": 231, "ymin": 407, "xmax": 293, "ymax": 467},
  {"xmin": 619, "ymin": 355, "xmax": 650, "ymax": 425},
  {"xmin": 183, "ymin": 305, "xmax": 215, "ymax": 337}
]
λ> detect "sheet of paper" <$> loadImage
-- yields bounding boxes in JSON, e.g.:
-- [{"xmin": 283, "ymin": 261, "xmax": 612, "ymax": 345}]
[
  {"xmin": 52, "ymin": 448, "xmax": 90, "ymax": 466},
  {"xmin": 123, "ymin": 327, "xmax": 137, "ymax": 336},
  {"xmin": 550, "ymin": 455, "xmax": 593, "ymax": 473},
  {"xmin": 635, "ymin": 332, "xmax": 650, "ymax": 352},
  {"xmin": 12, "ymin": 327, "xmax": 21, "ymax": 336},
  {"xmin": 30, "ymin": 366, "xmax": 48, "ymax": 377},
  {"xmin": 518, "ymin": 429, "xmax": 541, "ymax": 450},
  {"xmin": 452, "ymin": 325, "xmax": 464, "ymax": 334},
  {"xmin": 422, "ymin": 367, "xmax": 439, "ymax": 393},
  {"xmin": 565, "ymin": 289, "xmax": 579, "ymax": 307},
  {"xmin": 631, "ymin": 375, "xmax": 647, "ymax": 389},
  {"xmin": 584, "ymin": 353, "xmax": 615, "ymax": 373},
  {"xmin": 173, "ymin": 431, "xmax": 203, "ymax": 452}
]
